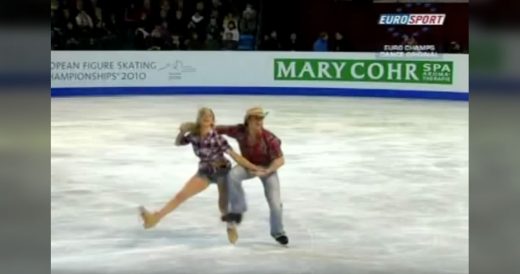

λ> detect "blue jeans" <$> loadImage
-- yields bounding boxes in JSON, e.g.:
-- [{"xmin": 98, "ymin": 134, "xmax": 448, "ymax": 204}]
[{"xmin": 227, "ymin": 165, "xmax": 286, "ymax": 238}]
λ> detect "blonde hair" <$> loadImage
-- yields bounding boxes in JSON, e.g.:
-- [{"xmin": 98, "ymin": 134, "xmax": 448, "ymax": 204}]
[{"xmin": 193, "ymin": 107, "xmax": 215, "ymax": 136}]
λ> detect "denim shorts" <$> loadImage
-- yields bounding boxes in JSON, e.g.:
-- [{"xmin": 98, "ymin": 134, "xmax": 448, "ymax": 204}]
[{"xmin": 197, "ymin": 168, "xmax": 229, "ymax": 184}]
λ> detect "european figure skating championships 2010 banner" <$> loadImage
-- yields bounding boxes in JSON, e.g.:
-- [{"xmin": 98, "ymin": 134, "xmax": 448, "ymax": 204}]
[{"xmin": 51, "ymin": 51, "xmax": 468, "ymax": 96}]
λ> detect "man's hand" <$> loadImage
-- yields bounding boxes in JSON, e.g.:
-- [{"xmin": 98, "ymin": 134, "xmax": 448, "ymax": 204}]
[
  {"xmin": 251, "ymin": 168, "xmax": 271, "ymax": 177},
  {"xmin": 249, "ymin": 165, "xmax": 264, "ymax": 171},
  {"xmin": 251, "ymin": 170, "xmax": 267, "ymax": 177},
  {"xmin": 249, "ymin": 165, "xmax": 268, "ymax": 176}
]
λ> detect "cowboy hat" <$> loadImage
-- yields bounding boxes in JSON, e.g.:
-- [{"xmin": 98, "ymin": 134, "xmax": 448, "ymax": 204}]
[{"xmin": 244, "ymin": 106, "xmax": 269, "ymax": 123}]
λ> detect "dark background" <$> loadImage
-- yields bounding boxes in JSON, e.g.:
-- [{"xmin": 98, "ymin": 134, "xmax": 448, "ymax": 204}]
[{"xmin": 261, "ymin": 0, "xmax": 468, "ymax": 51}]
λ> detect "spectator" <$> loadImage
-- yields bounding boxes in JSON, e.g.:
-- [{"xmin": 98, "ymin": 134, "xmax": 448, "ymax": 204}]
[
  {"xmin": 92, "ymin": 8, "xmax": 111, "ymax": 49},
  {"xmin": 211, "ymin": 0, "xmax": 223, "ymax": 12},
  {"xmin": 124, "ymin": 3, "xmax": 143, "ymax": 26},
  {"xmin": 222, "ymin": 32, "xmax": 238, "ymax": 50},
  {"xmin": 139, "ymin": 7, "xmax": 153, "ymax": 31},
  {"xmin": 331, "ymin": 32, "xmax": 347, "ymax": 51},
  {"xmin": 104, "ymin": 13, "xmax": 121, "ymax": 49},
  {"xmin": 51, "ymin": 9, "xmax": 64, "ymax": 49},
  {"xmin": 64, "ymin": 22, "xmax": 80, "ymax": 49},
  {"xmin": 135, "ymin": 27, "xmax": 150, "ymax": 49},
  {"xmin": 58, "ymin": 9, "xmax": 75, "ymax": 29},
  {"xmin": 159, "ymin": 0, "xmax": 171, "ymax": 21},
  {"xmin": 187, "ymin": 11, "xmax": 205, "ymax": 37},
  {"xmin": 123, "ymin": 2, "xmax": 144, "ymax": 44},
  {"xmin": 171, "ymin": 10, "xmax": 187, "ymax": 36},
  {"xmin": 313, "ymin": 32, "xmax": 329, "ymax": 51},
  {"xmin": 159, "ymin": 8, "xmax": 170, "ymax": 26},
  {"xmin": 242, "ymin": 3, "xmax": 257, "ymax": 19},
  {"xmin": 196, "ymin": 1, "xmax": 205, "ymax": 13},
  {"xmin": 186, "ymin": 32, "xmax": 205, "ymax": 50},
  {"xmin": 105, "ymin": 13, "xmax": 119, "ymax": 36},
  {"xmin": 149, "ymin": 22, "xmax": 170, "ymax": 49},
  {"xmin": 94, "ymin": 8, "xmax": 103, "ymax": 27},
  {"xmin": 75, "ymin": 0, "xmax": 85, "ymax": 12},
  {"xmin": 161, "ymin": 0, "xmax": 171, "ymax": 12},
  {"xmin": 143, "ymin": 0, "xmax": 152, "ymax": 14},
  {"xmin": 170, "ymin": 34, "xmax": 183, "ymax": 50},
  {"xmin": 239, "ymin": 4, "xmax": 257, "ymax": 35},
  {"xmin": 285, "ymin": 32, "xmax": 302, "ymax": 51},
  {"xmin": 222, "ymin": 21, "xmax": 239, "ymax": 43},
  {"xmin": 173, "ymin": 0, "xmax": 185, "ymax": 11},
  {"xmin": 210, "ymin": 9, "xmax": 220, "ymax": 20},
  {"xmin": 75, "ymin": 9, "xmax": 94, "ymax": 30},
  {"xmin": 263, "ymin": 31, "xmax": 281, "ymax": 51},
  {"xmin": 222, "ymin": 12, "xmax": 238, "ymax": 31},
  {"xmin": 75, "ymin": 8, "xmax": 95, "ymax": 48},
  {"xmin": 207, "ymin": 17, "xmax": 221, "ymax": 42},
  {"xmin": 51, "ymin": 0, "xmax": 59, "ymax": 11},
  {"xmin": 91, "ymin": 11, "xmax": 101, "ymax": 28},
  {"xmin": 448, "ymin": 41, "xmax": 461, "ymax": 53},
  {"xmin": 259, "ymin": 34, "xmax": 270, "ymax": 50},
  {"xmin": 205, "ymin": 33, "xmax": 221, "ymax": 50}
]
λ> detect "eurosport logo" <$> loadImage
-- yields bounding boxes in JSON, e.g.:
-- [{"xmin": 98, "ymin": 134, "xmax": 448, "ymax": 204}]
[{"xmin": 378, "ymin": 14, "xmax": 446, "ymax": 25}]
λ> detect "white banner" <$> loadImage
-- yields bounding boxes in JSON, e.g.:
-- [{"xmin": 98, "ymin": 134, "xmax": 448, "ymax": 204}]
[{"xmin": 51, "ymin": 51, "xmax": 468, "ymax": 93}]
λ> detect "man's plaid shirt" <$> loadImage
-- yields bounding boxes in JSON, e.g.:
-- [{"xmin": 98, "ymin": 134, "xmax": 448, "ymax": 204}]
[{"xmin": 216, "ymin": 124, "xmax": 283, "ymax": 167}]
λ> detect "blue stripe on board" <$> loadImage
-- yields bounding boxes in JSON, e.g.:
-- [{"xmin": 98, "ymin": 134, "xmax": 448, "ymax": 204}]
[{"xmin": 51, "ymin": 86, "xmax": 468, "ymax": 101}]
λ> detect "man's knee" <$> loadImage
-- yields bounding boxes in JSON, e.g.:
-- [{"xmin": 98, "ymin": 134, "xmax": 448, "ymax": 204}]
[
  {"xmin": 228, "ymin": 166, "xmax": 247, "ymax": 183},
  {"xmin": 265, "ymin": 194, "xmax": 282, "ymax": 208}
]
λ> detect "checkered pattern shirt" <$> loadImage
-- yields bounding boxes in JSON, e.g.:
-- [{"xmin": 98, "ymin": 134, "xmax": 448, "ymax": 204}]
[
  {"xmin": 216, "ymin": 124, "xmax": 283, "ymax": 166},
  {"xmin": 179, "ymin": 130, "xmax": 232, "ymax": 174}
]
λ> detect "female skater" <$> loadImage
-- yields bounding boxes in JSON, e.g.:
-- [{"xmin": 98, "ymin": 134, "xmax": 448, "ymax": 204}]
[{"xmin": 139, "ymin": 107, "xmax": 263, "ymax": 236}]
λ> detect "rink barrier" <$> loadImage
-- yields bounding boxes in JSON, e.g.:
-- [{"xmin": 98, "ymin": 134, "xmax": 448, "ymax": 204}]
[
  {"xmin": 50, "ymin": 86, "xmax": 468, "ymax": 101},
  {"xmin": 51, "ymin": 51, "xmax": 468, "ymax": 100}
]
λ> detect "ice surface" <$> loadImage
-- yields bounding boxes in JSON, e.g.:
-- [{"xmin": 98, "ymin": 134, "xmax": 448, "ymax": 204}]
[{"xmin": 51, "ymin": 95, "xmax": 468, "ymax": 274}]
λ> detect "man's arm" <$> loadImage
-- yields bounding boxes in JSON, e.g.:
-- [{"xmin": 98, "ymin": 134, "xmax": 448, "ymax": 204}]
[
  {"xmin": 253, "ymin": 136, "xmax": 284, "ymax": 176},
  {"xmin": 179, "ymin": 122, "xmax": 242, "ymax": 138},
  {"xmin": 266, "ymin": 156, "xmax": 284, "ymax": 173},
  {"xmin": 215, "ymin": 124, "xmax": 242, "ymax": 138},
  {"xmin": 226, "ymin": 149, "xmax": 264, "ymax": 172},
  {"xmin": 216, "ymin": 133, "xmax": 263, "ymax": 171}
]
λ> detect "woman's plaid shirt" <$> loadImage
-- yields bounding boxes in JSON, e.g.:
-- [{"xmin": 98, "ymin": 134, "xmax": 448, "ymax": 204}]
[{"xmin": 179, "ymin": 130, "xmax": 232, "ymax": 174}]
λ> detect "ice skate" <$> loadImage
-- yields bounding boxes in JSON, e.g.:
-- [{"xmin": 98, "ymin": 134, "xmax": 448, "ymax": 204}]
[
  {"xmin": 226, "ymin": 222, "xmax": 239, "ymax": 244},
  {"xmin": 139, "ymin": 206, "xmax": 160, "ymax": 229}
]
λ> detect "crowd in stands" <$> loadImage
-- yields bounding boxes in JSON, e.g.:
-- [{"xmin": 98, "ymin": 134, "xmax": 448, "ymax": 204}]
[
  {"xmin": 51, "ymin": 0, "xmax": 259, "ymax": 50},
  {"xmin": 51, "ymin": 0, "xmax": 358, "ymax": 51},
  {"xmin": 51, "ymin": 0, "xmax": 466, "ymax": 52}
]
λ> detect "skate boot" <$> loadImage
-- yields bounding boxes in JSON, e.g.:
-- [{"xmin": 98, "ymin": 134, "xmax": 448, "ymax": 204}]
[
  {"xmin": 139, "ymin": 206, "xmax": 160, "ymax": 229},
  {"xmin": 221, "ymin": 213, "xmax": 242, "ymax": 224},
  {"xmin": 226, "ymin": 222, "xmax": 239, "ymax": 244},
  {"xmin": 275, "ymin": 235, "xmax": 289, "ymax": 246}
]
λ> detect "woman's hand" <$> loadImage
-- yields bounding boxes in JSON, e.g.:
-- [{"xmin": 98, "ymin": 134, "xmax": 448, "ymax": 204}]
[{"xmin": 180, "ymin": 122, "xmax": 195, "ymax": 133}]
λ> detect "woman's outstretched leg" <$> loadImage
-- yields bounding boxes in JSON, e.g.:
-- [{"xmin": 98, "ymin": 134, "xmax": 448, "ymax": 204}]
[{"xmin": 140, "ymin": 175, "xmax": 209, "ymax": 229}]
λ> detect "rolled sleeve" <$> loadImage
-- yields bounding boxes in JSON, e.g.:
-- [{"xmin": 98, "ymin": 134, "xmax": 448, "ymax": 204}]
[{"xmin": 268, "ymin": 137, "xmax": 283, "ymax": 161}]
